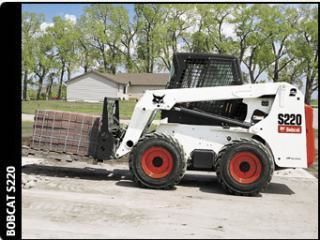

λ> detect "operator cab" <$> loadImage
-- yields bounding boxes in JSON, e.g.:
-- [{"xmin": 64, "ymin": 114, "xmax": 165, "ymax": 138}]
[{"xmin": 161, "ymin": 53, "xmax": 248, "ymax": 126}]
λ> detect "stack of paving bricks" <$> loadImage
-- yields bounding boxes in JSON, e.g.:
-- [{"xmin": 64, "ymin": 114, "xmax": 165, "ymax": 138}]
[{"xmin": 31, "ymin": 110, "xmax": 101, "ymax": 157}]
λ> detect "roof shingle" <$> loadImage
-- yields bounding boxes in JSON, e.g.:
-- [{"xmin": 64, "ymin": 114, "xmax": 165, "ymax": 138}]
[{"xmin": 67, "ymin": 71, "xmax": 169, "ymax": 86}]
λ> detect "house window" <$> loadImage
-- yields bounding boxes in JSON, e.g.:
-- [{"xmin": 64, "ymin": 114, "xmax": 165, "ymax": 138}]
[{"xmin": 123, "ymin": 85, "xmax": 126, "ymax": 94}]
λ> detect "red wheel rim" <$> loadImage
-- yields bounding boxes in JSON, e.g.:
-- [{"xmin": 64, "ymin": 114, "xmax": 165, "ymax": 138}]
[
  {"xmin": 229, "ymin": 152, "xmax": 262, "ymax": 184},
  {"xmin": 141, "ymin": 147, "xmax": 174, "ymax": 179}
]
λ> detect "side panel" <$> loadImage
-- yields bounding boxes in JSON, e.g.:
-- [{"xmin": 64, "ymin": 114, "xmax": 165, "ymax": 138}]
[
  {"xmin": 115, "ymin": 83, "xmax": 290, "ymax": 158},
  {"xmin": 249, "ymin": 85, "xmax": 307, "ymax": 168},
  {"xmin": 156, "ymin": 124, "xmax": 253, "ymax": 159}
]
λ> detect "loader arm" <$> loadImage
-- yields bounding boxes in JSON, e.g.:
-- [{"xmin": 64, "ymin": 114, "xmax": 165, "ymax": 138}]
[{"xmin": 115, "ymin": 82, "xmax": 288, "ymax": 158}]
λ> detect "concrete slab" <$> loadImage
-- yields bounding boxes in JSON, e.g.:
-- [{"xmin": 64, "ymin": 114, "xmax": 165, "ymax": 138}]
[
  {"xmin": 22, "ymin": 114, "xmax": 35, "ymax": 122},
  {"xmin": 22, "ymin": 157, "xmax": 318, "ymax": 239},
  {"xmin": 274, "ymin": 168, "xmax": 317, "ymax": 179}
]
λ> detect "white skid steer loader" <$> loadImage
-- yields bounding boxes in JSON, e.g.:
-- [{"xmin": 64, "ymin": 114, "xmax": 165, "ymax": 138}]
[{"xmin": 96, "ymin": 53, "xmax": 315, "ymax": 196}]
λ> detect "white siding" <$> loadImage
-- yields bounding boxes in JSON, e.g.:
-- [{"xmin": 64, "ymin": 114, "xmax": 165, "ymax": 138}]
[
  {"xmin": 128, "ymin": 85, "xmax": 164, "ymax": 99},
  {"xmin": 67, "ymin": 73, "xmax": 122, "ymax": 102}
]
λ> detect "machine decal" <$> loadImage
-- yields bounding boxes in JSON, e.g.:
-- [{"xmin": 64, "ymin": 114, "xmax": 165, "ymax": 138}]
[
  {"xmin": 278, "ymin": 113, "xmax": 302, "ymax": 133},
  {"xmin": 278, "ymin": 125, "xmax": 301, "ymax": 133}
]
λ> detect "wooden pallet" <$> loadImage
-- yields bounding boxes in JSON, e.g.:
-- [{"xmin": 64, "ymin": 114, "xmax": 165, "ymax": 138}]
[{"xmin": 23, "ymin": 146, "xmax": 99, "ymax": 164}]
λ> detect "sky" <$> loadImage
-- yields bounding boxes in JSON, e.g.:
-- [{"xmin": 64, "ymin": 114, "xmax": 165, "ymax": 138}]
[{"xmin": 22, "ymin": 3, "xmax": 135, "ymax": 22}]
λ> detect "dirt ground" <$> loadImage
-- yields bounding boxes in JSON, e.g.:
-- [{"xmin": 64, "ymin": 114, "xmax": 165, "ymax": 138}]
[{"xmin": 22, "ymin": 156, "xmax": 318, "ymax": 239}]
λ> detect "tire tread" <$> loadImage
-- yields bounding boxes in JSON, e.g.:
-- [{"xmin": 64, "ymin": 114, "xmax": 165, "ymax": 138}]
[
  {"xmin": 215, "ymin": 138, "xmax": 274, "ymax": 196},
  {"xmin": 129, "ymin": 133, "xmax": 186, "ymax": 189}
]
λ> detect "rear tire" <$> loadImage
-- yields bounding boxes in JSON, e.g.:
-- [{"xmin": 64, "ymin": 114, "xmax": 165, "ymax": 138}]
[
  {"xmin": 129, "ymin": 133, "xmax": 186, "ymax": 189},
  {"xmin": 215, "ymin": 139, "xmax": 274, "ymax": 196}
]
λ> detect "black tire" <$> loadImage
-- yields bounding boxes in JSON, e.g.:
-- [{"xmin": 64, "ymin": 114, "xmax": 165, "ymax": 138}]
[
  {"xmin": 129, "ymin": 133, "xmax": 186, "ymax": 189},
  {"xmin": 215, "ymin": 139, "xmax": 274, "ymax": 196}
]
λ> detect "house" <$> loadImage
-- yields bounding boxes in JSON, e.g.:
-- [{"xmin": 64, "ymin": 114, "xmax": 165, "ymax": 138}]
[{"xmin": 65, "ymin": 71, "xmax": 169, "ymax": 102}]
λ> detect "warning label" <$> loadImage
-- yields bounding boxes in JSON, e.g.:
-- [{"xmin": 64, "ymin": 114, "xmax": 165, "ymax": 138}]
[{"xmin": 278, "ymin": 125, "xmax": 302, "ymax": 133}]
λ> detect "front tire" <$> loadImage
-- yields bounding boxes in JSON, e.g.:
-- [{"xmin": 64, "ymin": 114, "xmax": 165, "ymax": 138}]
[
  {"xmin": 215, "ymin": 139, "xmax": 274, "ymax": 196},
  {"xmin": 129, "ymin": 133, "xmax": 186, "ymax": 189}
]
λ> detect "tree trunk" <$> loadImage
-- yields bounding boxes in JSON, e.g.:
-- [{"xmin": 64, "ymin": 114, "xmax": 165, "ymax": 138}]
[
  {"xmin": 273, "ymin": 59, "xmax": 279, "ymax": 82},
  {"xmin": 249, "ymin": 70, "xmax": 255, "ymax": 83},
  {"xmin": 146, "ymin": 24, "xmax": 151, "ymax": 73},
  {"xmin": 126, "ymin": 46, "xmax": 133, "ymax": 73},
  {"xmin": 103, "ymin": 55, "xmax": 108, "ymax": 72},
  {"xmin": 67, "ymin": 67, "xmax": 71, "ymax": 81},
  {"xmin": 45, "ymin": 86, "xmax": 49, "ymax": 100},
  {"xmin": 57, "ymin": 63, "xmax": 65, "ymax": 99},
  {"xmin": 150, "ymin": 40, "xmax": 154, "ymax": 73},
  {"xmin": 304, "ymin": 76, "xmax": 313, "ymax": 105},
  {"xmin": 23, "ymin": 70, "xmax": 28, "ymax": 101},
  {"xmin": 102, "ymin": 51, "xmax": 108, "ymax": 72},
  {"xmin": 36, "ymin": 68, "xmax": 46, "ymax": 100},
  {"xmin": 45, "ymin": 74, "xmax": 53, "ymax": 100},
  {"xmin": 272, "ymin": 42, "xmax": 280, "ymax": 82},
  {"xmin": 126, "ymin": 55, "xmax": 132, "ymax": 73},
  {"xmin": 48, "ymin": 76, "xmax": 53, "ymax": 100},
  {"xmin": 146, "ymin": 43, "xmax": 150, "ymax": 72},
  {"xmin": 84, "ymin": 52, "xmax": 89, "ymax": 73},
  {"xmin": 81, "ymin": 42, "xmax": 89, "ymax": 73},
  {"xmin": 111, "ymin": 52, "xmax": 116, "ymax": 74},
  {"xmin": 36, "ymin": 76, "xmax": 44, "ymax": 100}
]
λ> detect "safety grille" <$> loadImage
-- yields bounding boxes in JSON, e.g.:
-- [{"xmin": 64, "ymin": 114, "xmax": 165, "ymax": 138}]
[
  {"xmin": 162, "ymin": 53, "xmax": 246, "ymax": 125},
  {"xmin": 167, "ymin": 55, "xmax": 241, "ymax": 89}
]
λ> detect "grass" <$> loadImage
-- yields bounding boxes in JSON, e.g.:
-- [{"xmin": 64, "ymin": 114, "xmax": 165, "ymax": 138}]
[
  {"xmin": 22, "ymin": 100, "xmax": 137, "ymax": 119},
  {"xmin": 22, "ymin": 121, "xmax": 34, "ymax": 137},
  {"xmin": 119, "ymin": 100, "xmax": 138, "ymax": 119},
  {"xmin": 311, "ymin": 99, "xmax": 318, "ymax": 107}
]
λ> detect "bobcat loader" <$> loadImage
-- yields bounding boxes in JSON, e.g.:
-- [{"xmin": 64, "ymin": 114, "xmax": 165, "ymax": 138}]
[{"xmin": 96, "ymin": 53, "xmax": 315, "ymax": 196}]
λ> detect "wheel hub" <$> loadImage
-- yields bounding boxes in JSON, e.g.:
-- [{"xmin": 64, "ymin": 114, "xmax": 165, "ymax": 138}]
[
  {"xmin": 229, "ymin": 152, "xmax": 262, "ymax": 184},
  {"xmin": 141, "ymin": 147, "xmax": 174, "ymax": 179},
  {"xmin": 152, "ymin": 157, "xmax": 163, "ymax": 167},
  {"xmin": 239, "ymin": 161, "xmax": 250, "ymax": 172}
]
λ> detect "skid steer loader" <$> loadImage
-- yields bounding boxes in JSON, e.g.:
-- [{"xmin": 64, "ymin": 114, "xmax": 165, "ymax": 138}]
[{"xmin": 97, "ymin": 53, "xmax": 315, "ymax": 196}]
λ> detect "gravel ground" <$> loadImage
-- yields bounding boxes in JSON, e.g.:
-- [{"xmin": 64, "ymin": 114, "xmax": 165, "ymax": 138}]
[{"xmin": 22, "ymin": 157, "xmax": 318, "ymax": 239}]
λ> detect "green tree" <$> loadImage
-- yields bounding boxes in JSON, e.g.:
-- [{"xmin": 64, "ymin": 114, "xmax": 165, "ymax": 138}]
[
  {"xmin": 256, "ymin": 5, "xmax": 297, "ymax": 83},
  {"xmin": 135, "ymin": 4, "xmax": 165, "ymax": 73},
  {"xmin": 81, "ymin": 4, "xmax": 123, "ymax": 74},
  {"xmin": 157, "ymin": 4, "xmax": 193, "ymax": 70},
  {"xmin": 33, "ymin": 33, "xmax": 56, "ymax": 100},
  {"xmin": 47, "ymin": 16, "xmax": 79, "ymax": 99},
  {"xmin": 289, "ymin": 5, "xmax": 318, "ymax": 104},
  {"xmin": 76, "ymin": 16, "xmax": 99, "ymax": 73},
  {"xmin": 109, "ymin": 5, "xmax": 141, "ymax": 72},
  {"xmin": 22, "ymin": 4, "xmax": 318, "ymax": 100},
  {"xmin": 232, "ymin": 5, "xmax": 275, "ymax": 83},
  {"xmin": 22, "ymin": 12, "xmax": 44, "ymax": 100},
  {"xmin": 190, "ymin": 4, "xmax": 235, "ymax": 54}
]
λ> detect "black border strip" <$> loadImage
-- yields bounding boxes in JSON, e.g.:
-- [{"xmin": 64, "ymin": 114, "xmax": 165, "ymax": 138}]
[{"xmin": 0, "ymin": 2, "xmax": 22, "ymax": 240}]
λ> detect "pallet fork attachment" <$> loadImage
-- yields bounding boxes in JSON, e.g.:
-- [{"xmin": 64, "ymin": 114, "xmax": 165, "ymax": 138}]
[{"xmin": 94, "ymin": 97, "xmax": 121, "ymax": 160}]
